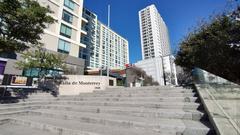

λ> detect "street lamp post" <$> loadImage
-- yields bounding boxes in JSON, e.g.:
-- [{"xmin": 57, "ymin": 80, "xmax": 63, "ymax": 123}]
[{"xmin": 106, "ymin": 5, "xmax": 111, "ymax": 77}]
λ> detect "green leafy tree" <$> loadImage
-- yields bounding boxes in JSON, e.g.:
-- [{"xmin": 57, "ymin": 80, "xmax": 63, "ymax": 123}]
[
  {"xmin": 175, "ymin": 6, "xmax": 240, "ymax": 84},
  {"xmin": 126, "ymin": 66, "xmax": 159, "ymax": 86},
  {"xmin": 176, "ymin": 68, "xmax": 193, "ymax": 86},
  {"xmin": 164, "ymin": 72, "xmax": 177, "ymax": 85},
  {"xmin": 0, "ymin": 0, "xmax": 54, "ymax": 53},
  {"xmin": 16, "ymin": 45, "xmax": 66, "ymax": 83}
]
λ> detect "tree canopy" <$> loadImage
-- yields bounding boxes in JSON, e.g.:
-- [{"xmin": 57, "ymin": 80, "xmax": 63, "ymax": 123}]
[
  {"xmin": 127, "ymin": 66, "xmax": 159, "ymax": 86},
  {"xmin": 16, "ymin": 46, "xmax": 66, "ymax": 79},
  {"xmin": 175, "ymin": 6, "xmax": 240, "ymax": 84},
  {"xmin": 0, "ymin": 0, "xmax": 54, "ymax": 53}
]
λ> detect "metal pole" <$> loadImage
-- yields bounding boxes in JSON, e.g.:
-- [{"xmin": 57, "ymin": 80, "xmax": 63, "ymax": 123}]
[
  {"xmin": 100, "ymin": 66, "xmax": 103, "ymax": 76},
  {"xmin": 107, "ymin": 5, "xmax": 110, "ymax": 77},
  {"xmin": 108, "ymin": 5, "xmax": 110, "ymax": 29},
  {"xmin": 125, "ymin": 67, "xmax": 127, "ymax": 87},
  {"xmin": 162, "ymin": 57, "xmax": 166, "ymax": 86}
]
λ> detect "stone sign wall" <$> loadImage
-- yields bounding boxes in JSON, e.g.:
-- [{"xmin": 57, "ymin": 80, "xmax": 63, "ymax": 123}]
[{"xmin": 58, "ymin": 75, "xmax": 116, "ymax": 95}]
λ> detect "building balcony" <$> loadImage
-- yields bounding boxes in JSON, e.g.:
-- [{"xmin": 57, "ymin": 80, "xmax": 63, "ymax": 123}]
[
  {"xmin": 82, "ymin": 17, "xmax": 88, "ymax": 23},
  {"xmin": 80, "ymin": 29, "xmax": 87, "ymax": 35}
]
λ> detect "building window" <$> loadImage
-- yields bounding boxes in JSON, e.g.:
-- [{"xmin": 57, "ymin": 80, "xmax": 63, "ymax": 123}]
[
  {"xmin": 82, "ymin": 55, "xmax": 87, "ymax": 59},
  {"xmin": 58, "ymin": 39, "xmax": 71, "ymax": 54},
  {"xmin": 23, "ymin": 68, "xmax": 40, "ymax": 77},
  {"xmin": 62, "ymin": 10, "xmax": 73, "ymax": 24},
  {"xmin": 23, "ymin": 68, "xmax": 63, "ymax": 77},
  {"xmin": 64, "ymin": 0, "xmax": 75, "ymax": 10},
  {"xmin": 0, "ymin": 61, "xmax": 6, "ymax": 75},
  {"xmin": 60, "ymin": 24, "xmax": 72, "ymax": 38}
]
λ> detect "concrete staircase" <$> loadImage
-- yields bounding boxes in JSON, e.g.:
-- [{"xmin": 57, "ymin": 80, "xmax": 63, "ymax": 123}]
[{"xmin": 0, "ymin": 86, "xmax": 215, "ymax": 135}]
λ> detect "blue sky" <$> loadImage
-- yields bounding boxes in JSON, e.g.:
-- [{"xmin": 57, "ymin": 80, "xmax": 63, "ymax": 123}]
[{"xmin": 84, "ymin": 0, "xmax": 236, "ymax": 63}]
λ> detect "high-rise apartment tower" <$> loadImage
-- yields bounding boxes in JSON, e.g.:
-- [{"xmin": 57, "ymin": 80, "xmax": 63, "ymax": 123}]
[
  {"xmin": 135, "ymin": 4, "xmax": 177, "ymax": 86},
  {"xmin": 139, "ymin": 4, "xmax": 171, "ymax": 59}
]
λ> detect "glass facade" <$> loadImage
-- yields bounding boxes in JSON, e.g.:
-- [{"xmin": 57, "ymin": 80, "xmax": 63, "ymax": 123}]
[
  {"xmin": 58, "ymin": 39, "xmax": 71, "ymax": 54},
  {"xmin": 193, "ymin": 68, "xmax": 240, "ymax": 134},
  {"xmin": 60, "ymin": 24, "xmax": 72, "ymax": 38}
]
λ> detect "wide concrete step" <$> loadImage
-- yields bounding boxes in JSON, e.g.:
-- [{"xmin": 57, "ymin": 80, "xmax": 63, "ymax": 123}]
[
  {"xmin": 26, "ymin": 92, "xmax": 196, "ymax": 98},
  {"xmin": 27, "ymin": 91, "xmax": 195, "ymax": 99},
  {"xmin": 10, "ymin": 116, "xmax": 171, "ymax": 135},
  {"xmin": 94, "ymin": 89, "xmax": 194, "ymax": 94},
  {"xmin": 14, "ymin": 112, "xmax": 213, "ymax": 135},
  {"xmin": 105, "ymin": 86, "xmax": 186, "ymax": 91},
  {"xmin": 0, "ymin": 100, "xmax": 201, "ymax": 110},
  {"xmin": 0, "ymin": 103, "xmax": 205, "ymax": 121},
  {"xmin": 26, "ymin": 94, "xmax": 54, "ymax": 98},
  {"xmin": 52, "ymin": 100, "xmax": 201, "ymax": 109},
  {"xmin": 0, "ymin": 105, "xmax": 39, "ymax": 113},
  {"xmin": 25, "ymin": 96, "xmax": 198, "ymax": 103},
  {"xmin": 0, "ymin": 86, "xmax": 215, "ymax": 135},
  {"xmin": 0, "ymin": 110, "xmax": 28, "ymax": 117},
  {"xmin": 4, "ymin": 118, "xmax": 102, "ymax": 135},
  {"xmin": 0, "ymin": 101, "xmax": 201, "ymax": 114},
  {"xmin": 35, "ymin": 105, "xmax": 206, "ymax": 120},
  {"xmin": 29, "ymin": 109, "xmax": 210, "ymax": 131},
  {"xmin": 0, "ymin": 119, "xmax": 57, "ymax": 135},
  {"xmin": 91, "ymin": 91, "xmax": 194, "ymax": 95},
  {"xmin": 78, "ymin": 92, "xmax": 196, "ymax": 97}
]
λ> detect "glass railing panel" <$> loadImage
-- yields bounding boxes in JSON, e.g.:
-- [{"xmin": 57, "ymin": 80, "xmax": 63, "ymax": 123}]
[{"xmin": 193, "ymin": 68, "xmax": 240, "ymax": 131}]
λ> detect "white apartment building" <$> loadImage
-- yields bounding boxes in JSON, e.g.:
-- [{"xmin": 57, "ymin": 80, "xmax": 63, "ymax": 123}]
[
  {"xmin": 80, "ymin": 8, "xmax": 129, "ymax": 70},
  {"xmin": 136, "ymin": 4, "xmax": 177, "ymax": 86},
  {"xmin": 0, "ymin": 0, "xmax": 87, "ymax": 76},
  {"xmin": 139, "ymin": 4, "xmax": 171, "ymax": 59}
]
